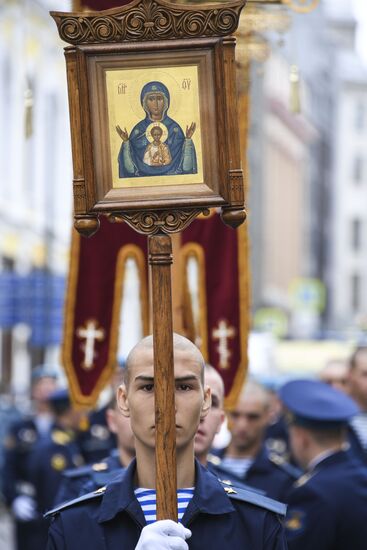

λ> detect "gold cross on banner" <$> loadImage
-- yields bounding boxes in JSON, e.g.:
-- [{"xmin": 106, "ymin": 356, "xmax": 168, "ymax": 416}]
[
  {"xmin": 76, "ymin": 319, "xmax": 105, "ymax": 370},
  {"xmin": 212, "ymin": 319, "xmax": 236, "ymax": 370}
]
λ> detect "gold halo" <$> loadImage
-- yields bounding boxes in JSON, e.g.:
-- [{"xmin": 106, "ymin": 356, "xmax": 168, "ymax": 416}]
[
  {"xmin": 129, "ymin": 71, "xmax": 182, "ymax": 119},
  {"xmin": 145, "ymin": 122, "xmax": 169, "ymax": 143}
]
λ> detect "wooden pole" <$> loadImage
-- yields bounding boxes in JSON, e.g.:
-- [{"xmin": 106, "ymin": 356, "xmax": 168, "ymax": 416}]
[{"xmin": 148, "ymin": 233, "xmax": 177, "ymax": 521}]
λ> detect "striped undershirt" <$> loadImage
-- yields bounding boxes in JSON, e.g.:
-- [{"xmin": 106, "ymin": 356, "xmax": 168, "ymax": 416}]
[
  {"xmin": 220, "ymin": 457, "xmax": 254, "ymax": 478},
  {"xmin": 134, "ymin": 488, "xmax": 194, "ymax": 524}
]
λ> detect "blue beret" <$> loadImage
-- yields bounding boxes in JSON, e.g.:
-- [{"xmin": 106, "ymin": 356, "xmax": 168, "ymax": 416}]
[
  {"xmin": 31, "ymin": 364, "xmax": 58, "ymax": 382},
  {"xmin": 279, "ymin": 379, "xmax": 359, "ymax": 427}
]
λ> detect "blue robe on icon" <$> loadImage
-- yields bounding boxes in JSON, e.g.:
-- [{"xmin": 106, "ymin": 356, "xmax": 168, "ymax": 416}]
[{"xmin": 118, "ymin": 81, "xmax": 197, "ymax": 178}]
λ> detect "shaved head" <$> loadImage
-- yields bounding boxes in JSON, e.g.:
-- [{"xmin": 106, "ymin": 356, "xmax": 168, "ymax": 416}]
[
  {"xmin": 204, "ymin": 364, "xmax": 225, "ymax": 406},
  {"xmin": 239, "ymin": 380, "xmax": 270, "ymax": 410},
  {"xmin": 123, "ymin": 333, "xmax": 205, "ymax": 386}
]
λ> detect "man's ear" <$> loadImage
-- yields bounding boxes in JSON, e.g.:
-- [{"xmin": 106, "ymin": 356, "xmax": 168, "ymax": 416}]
[
  {"xmin": 117, "ymin": 384, "xmax": 130, "ymax": 418},
  {"xmin": 200, "ymin": 385, "xmax": 212, "ymax": 420}
]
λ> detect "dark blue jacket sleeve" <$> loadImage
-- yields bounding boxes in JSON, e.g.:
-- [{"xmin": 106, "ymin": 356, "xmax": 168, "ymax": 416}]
[
  {"xmin": 285, "ymin": 488, "xmax": 333, "ymax": 550},
  {"xmin": 47, "ymin": 516, "xmax": 66, "ymax": 550},
  {"xmin": 264, "ymin": 513, "xmax": 288, "ymax": 550}
]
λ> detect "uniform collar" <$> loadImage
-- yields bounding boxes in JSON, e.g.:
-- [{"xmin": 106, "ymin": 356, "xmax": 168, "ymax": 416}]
[
  {"xmin": 245, "ymin": 445, "xmax": 269, "ymax": 473},
  {"xmin": 308, "ymin": 449, "xmax": 348, "ymax": 472},
  {"xmin": 98, "ymin": 459, "xmax": 142, "ymax": 524},
  {"xmin": 106, "ymin": 450, "xmax": 123, "ymax": 470},
  {"xmin": 98, "ymin": 458, "xmax": 234, "ymax": 524},
  {"xmin": 185, "ymin": 460, "xmax": 235, "ymax": 517}
]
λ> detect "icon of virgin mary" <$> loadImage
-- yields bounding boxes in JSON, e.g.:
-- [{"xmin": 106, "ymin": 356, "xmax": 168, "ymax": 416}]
[{"xmin": 116, "ymin": 81, "xmax": 197, "ymax": 178}]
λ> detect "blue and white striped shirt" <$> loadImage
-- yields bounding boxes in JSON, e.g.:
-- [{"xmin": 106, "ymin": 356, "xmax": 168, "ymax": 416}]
[{"xmin": 134, "ymin": 488, "xmax": 195, "ymax": 524}]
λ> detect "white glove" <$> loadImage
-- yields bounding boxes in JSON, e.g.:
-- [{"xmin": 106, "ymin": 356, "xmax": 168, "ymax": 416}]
[
  {"xmin": 12, "ymin": 495, "xmax": 38, "ymax": 521},
  {"xmin": 135, "ymin": 520, "xmax": 192, "ymax": 550}
]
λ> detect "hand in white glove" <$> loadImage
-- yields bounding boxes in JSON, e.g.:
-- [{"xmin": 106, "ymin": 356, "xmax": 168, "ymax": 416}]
[
  {"xmin": 12, "ymin": 495, "xmax": 38, "ymax": 521},
  {"xmin": 135, "ymin": 520, "xmax": 192, "ymax": 550}
]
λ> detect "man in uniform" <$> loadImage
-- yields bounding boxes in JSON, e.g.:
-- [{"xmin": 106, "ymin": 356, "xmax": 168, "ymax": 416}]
[
  {"xmin": 28, "ymin": 388, "xmax": 84, "ymax": 546},
  {"xmin": 46, "ymin": 334, "xmax": 287, "ymax": 549},
  {"xmin": 55, "ymin": 395, "xmax": 135, "ymax": 503},
  {"xmin": 78, "ymin": 399, "xmax": 117, "ymax": 464},
  {"xmin": 280, "ymin": 378, "xmax": 367, "ymax": 550},
  {"xmin": 1, "ymin": 364, "xmax": 58, "ymax": 550},
  {"xmin": 195, "ymin": 365, "xmax": 265, "ymax": 494},
  {"xmin": 210, "ymin": 380, "xmax": 301, "ymax": 501}
]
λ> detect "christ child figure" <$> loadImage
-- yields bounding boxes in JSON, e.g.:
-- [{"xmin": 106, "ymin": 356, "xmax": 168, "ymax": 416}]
[{"xmin": 143, "ymin": 126, "xmax": 172, "ymax": 167}]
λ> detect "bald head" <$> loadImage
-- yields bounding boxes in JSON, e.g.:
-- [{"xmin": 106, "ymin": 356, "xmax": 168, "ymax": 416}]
[
  {"xmin": 123, "ymin": 333, "xmax": 205, "ymax": 387},
  {"xmin": 238, "ymin": 380, "xmax": 270, "ymax": 410},
  {"xmin": 204, "ymin": 364, "xmax": 225, "ymax": 407}
]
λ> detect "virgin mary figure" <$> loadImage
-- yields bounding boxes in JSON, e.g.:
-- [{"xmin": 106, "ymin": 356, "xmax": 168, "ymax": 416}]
[{"xmin": 116, "ymin": 81, "xmax": 197, "ymax": 178}]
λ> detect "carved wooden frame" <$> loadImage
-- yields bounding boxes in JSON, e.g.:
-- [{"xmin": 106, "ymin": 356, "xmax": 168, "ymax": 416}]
[{"xmin": 52, "ymin": 0, "xmax": 246, "ymax": 235}]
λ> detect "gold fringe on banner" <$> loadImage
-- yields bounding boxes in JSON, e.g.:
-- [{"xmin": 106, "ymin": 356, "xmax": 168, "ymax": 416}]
[{"xmin": 180, "ymin": 242, "xmax": 209, "ymax": 361}]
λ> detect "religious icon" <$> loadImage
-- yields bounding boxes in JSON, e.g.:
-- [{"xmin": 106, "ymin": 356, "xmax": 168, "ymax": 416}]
[{"xmin": 115, "ymin": 81, "xmax": 197, "ymax": 178}]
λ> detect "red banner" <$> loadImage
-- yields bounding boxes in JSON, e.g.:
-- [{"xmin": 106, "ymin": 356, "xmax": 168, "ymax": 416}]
[
  {"xmin": 63, "ymin": 217, "xmax": 149, "ymax": 406},
  {"xmin": 180, "ymin": 212, "xmax": 249, "ymax": 409}
]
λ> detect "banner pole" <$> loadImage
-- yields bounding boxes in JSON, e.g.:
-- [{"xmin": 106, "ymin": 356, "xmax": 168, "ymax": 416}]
[{"xmin": 148, "ymin": 233, "xmax": 177, "ymax": 520}]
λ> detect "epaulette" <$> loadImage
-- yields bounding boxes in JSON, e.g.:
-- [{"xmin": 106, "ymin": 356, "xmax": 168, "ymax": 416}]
[
  {"xmin": 220, "ymin": 480, "xmax": 287, "ymax": 516},
  {"xmin": 217, "ymin": 477, "xmax": 266, "ymax": 496},
  {"xmin": 44, "ymin": 486, "xmax": 106, "ymax": 519},
  {"xmin": 293, "ymin": 471, "xmax": 315, "ymax": 489},
  {"xmin": 62, "ymin": 465, "xmax": 94, "ymax": 478},
  {"xmin": 63, "ymin": 461, "xmax": 109, "ymax": 478},
  {"xmin": 268, "ymin": 452, "xmax": 302, "ymax": 479},
  {"xmin": 266, "ymin": 438, "xmax": 288, "ymax": 456}
]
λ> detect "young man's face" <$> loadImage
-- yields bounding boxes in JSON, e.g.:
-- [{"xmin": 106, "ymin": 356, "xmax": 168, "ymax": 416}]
[
  {"xmin": 194, "ymin": 371, "xmax": 225, "ymax": 458},
  {"xmin": 228, "ymin": 395, "xmax": 270, "ymax": 453},
  {"xmin": 118, "ymin": 348, "xmax": 211, "ymax": 452}
]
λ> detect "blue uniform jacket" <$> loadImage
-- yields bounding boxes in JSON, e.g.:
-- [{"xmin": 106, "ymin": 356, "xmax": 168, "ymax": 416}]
[
  {"xmin": 211, "ymin": 445, "xmax": 301, "ymax": 501},
  {"xmin": 78, "ymin": 406, "xmax": 117, "ymax": 464},
  {"xmin": 46, "ymin": 459, "xmax": 287, "ymax": 550},
  {"xmin": 28, "ymin": 424, "xmax": 84, "ymax": 514},
  {"xmin": 55, "ymin": 450, "xmax": 124, "ymax": 505},
  {"xmin": 285, "ymin": 450, "xmax": 367, "ymax": 550},
  {"xmin": 2, "ymin": 417, "xmax": 40, "ymax": 505}
]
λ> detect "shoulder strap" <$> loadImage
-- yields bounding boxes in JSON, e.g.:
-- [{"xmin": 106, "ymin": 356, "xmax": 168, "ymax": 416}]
[
  {"xmin": 220, "ymin": 481, "xmax": 287, "ymax": 516},
  {"xmin": 44, "ymin": 486, "xmax": 106, "ymax": 518},
  {"xmin": 62, "ymin": 465, "xmax": 94, "ymax": 478},
  {"xmin": 268, "ymin": 452, "xmax": 302, "ymax": 479}
]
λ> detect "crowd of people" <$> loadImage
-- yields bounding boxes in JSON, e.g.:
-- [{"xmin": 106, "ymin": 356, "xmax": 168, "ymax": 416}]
[{"xmin": 1, "ymin": 338, "xmax": 367, "ymax": 549}]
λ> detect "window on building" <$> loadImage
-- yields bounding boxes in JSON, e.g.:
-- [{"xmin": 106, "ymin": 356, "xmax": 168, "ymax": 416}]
[
  {"xmin": 355, "ymin": 101, "xmax": 366, "ymax": 132},
  {"xmin": 353, "ymin": 156, "xmax": 363, "ymax": 182},
  {"xmin": 351, "ymin": 219, "xmax": 362, "ymax": 251},
  {"xmin": 351, "ymin": 273, "xmax": 361, "ymax": 312}
]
